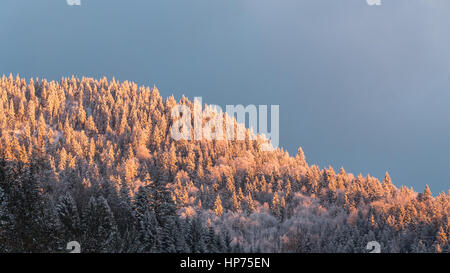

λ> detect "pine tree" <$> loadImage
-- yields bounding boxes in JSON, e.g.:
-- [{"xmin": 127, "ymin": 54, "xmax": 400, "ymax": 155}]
[
  {"xmin": 152, "ymin": 172, "xmax": 177, "ymax": 225},
  {"xmin": 421, "ymin": 185, "xmax": 432, "ymax": 202},
  {"xmin": 0, "ymin": 187, "xmax": 14, "ymax": 252},
  {"xmin": 56, "ymin": 193, "xmax": 81, "ymax": 242},
  {"xmin": 247, "ymin": 193, "xmax": 255, "ymax": 213},
  {"xmin": 207, "ymin": 225, "xmax": 218, "ymax": 253},
  {"xmin": 382, "ymin": 171, "xmax": 395, "ymax": 197},
  {"xmin": 188, "ymin": 216, "xmax": 207, "ymax": 253},
  {"xmin": 134, "ymin": 185, "xmax": 152, "ymax": 224},
  {"xmin": 8, "ymin": 161, "xmax": 50, "ymax": 252},
  {"xmin": 174, "ymin": 218, "xmax": 189, "ymax": 253},
  {"xmin": 271, "ymin": 193, "xmax": 281, "ymax": 220},
  {"xmin": 214, "ymin": 195, "xmax": 223, "ymax": 216},
  {"xmin": 39, "ymin": 196, "xmax": 62, "ymax": 252},
  {"xmin": 160, "ymin": 216, "xmax": 177, "ymax": 253},
  {"xmin": 82, "ymin": 196, "xmax": 119, "ymax": 253},
  {"xmin": 296, "ymin": 147, "xmax": 307, "ymax": 167},
  {"xmin": 231, "ymin": 191, "xmax": 241, "ymax": 212},
  {"xmin": 138, "ymin": 210, "xmax": 160, "ymax": 252},
  {"xmin": 116, "ymin": 181, "xmax": 134, "ymax": 234},
  {"xmin": 435, "ymin": 226, "xmax": 448, "ymax": 253}
]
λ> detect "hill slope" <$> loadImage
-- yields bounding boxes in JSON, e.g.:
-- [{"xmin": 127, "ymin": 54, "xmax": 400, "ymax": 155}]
[{"xmin": 0, "ymin": 75, "xmax": 448, "ymax": 253}]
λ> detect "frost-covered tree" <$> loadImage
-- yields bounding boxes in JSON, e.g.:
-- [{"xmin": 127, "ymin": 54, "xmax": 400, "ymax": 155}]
[
  {"xmin": 0, "ymin": 187, "xmax": 14, "ymax": 251},
  {"xmin": 82, "ymin": 196, "xmax": 119, "ymax": 252},
  {"xmin": 214, "ymin": 195, "xmax": 223, "ymax": 216}
]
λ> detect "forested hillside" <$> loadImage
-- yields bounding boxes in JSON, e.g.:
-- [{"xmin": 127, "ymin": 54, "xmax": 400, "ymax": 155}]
[{"xmin": 0, "ymin": 75, "xmax": 448, "ymax": 253}]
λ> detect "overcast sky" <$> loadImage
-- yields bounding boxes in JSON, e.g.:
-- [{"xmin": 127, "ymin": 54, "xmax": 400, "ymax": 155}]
[{"xmin": 1, "ymin": 0, "xmax": 449, "ymax": 193}]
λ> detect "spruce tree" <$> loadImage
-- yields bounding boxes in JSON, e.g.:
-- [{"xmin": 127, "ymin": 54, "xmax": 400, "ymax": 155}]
[
  {"xmin": 82, "ymin": 196, "xmax": 119, "ymax": 253},
  {"xmin": 214, "ymin": 195, "xmax": 223, "ymax": 216},
  {"xmin": 0, "ymin": 187, "xmax": 14, "ymax": 252},
  {"xmin": 56, "ymin": 193, "xmax": 81, "ymax": 242}
]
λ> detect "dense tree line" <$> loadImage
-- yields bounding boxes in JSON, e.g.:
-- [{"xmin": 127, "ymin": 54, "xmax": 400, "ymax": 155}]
[{"xmin": 0, "ymin": 75, "xmax": 448, "ymax": 252}]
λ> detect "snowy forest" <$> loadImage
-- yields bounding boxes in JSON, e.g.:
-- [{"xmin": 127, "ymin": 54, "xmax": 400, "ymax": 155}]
[{"xmin": 0, "ymin": 75, "xmax": 448, "ymax": 253}]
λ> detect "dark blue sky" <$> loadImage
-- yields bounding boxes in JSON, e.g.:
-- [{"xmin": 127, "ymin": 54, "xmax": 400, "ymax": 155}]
[{"xmin": 1, "ymin": 0, "xmax": 449, "ymax": 193}]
